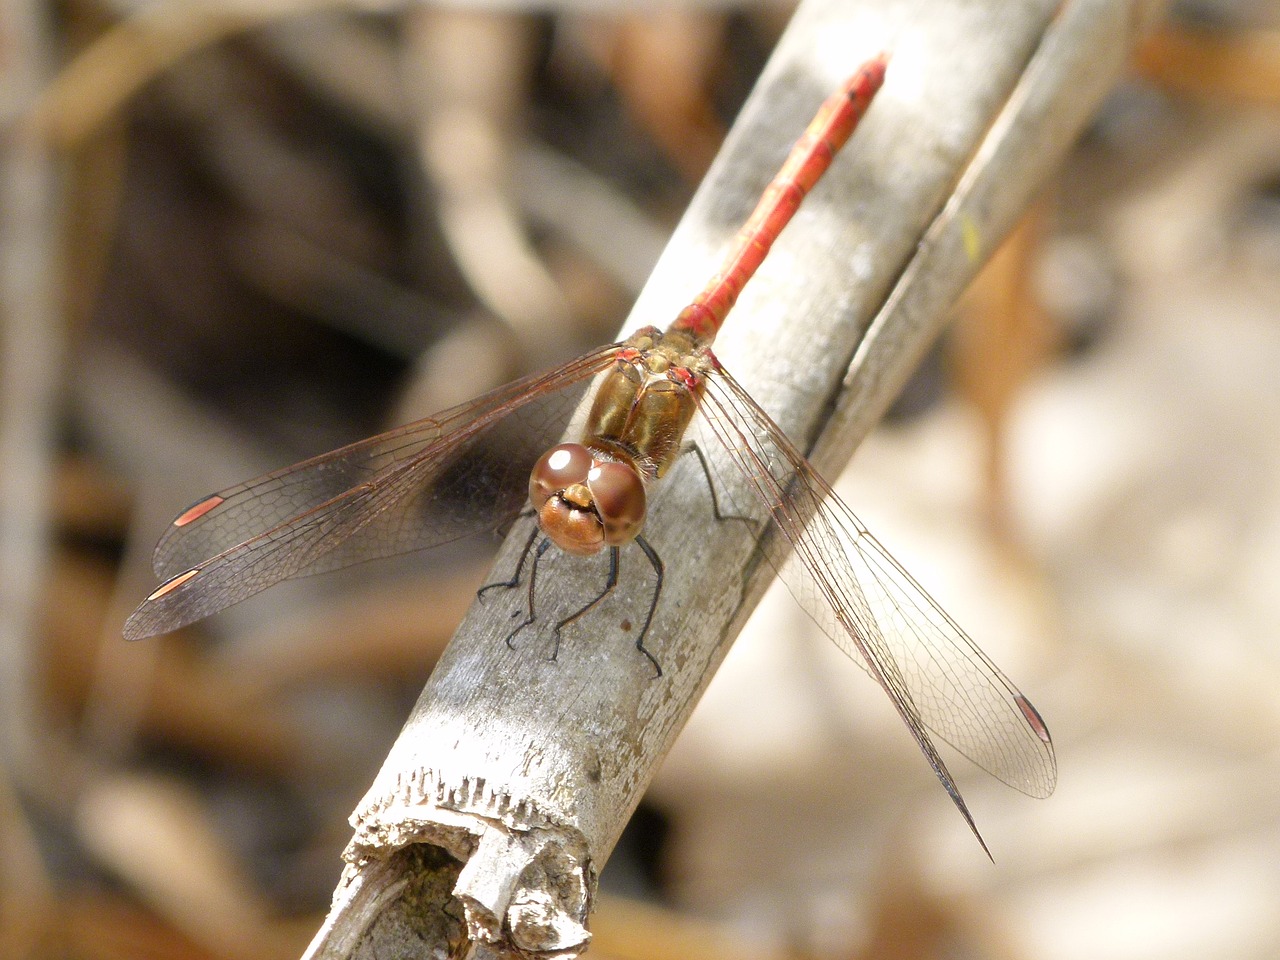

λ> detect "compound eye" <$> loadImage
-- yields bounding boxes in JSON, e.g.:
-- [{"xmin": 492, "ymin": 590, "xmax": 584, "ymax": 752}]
[
  {"xmin": 529, "ymin": 443, "xmax": 593, "ymax": 509},
  {"xmin": 587, "ymin": 460, "xmax": 646, "ymax": 546}
]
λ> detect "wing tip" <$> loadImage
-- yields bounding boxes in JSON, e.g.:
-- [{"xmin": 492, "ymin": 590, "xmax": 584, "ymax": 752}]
[
  {"xmin": 121, "ymin": 608, "xmax": 153, "ymax": 642},
  {"xmin": 1014, "ymin": 691, "xmax": 1058, "ymax": 799},
  {"xmin": 123, "ymin": 567, "xmax": 203, "ymax": 641},
  {"xmin": 937, "ymin": 761, "xmax": 994, "ymax": 862}
]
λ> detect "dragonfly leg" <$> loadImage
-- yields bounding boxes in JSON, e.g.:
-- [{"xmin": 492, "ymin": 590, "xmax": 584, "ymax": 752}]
[
  {"xmin": 550, "ymin": 546, "xmax": 620, "ymax": 661},
  {"xmin": 503, "ymin": 535, "xmax": 554, "ymax": 650},
  {"xmin": 632, "ymin": 536, "xmax": 664, "ymax": 677},
  {"xmin": 485, "ymin": 521, "xmax": 664, "ymax": 674},
  {"xmin": 681, "ymin": 443, "xmax": 756, "ymax": 528},
  {"xmin": 478, "ymin": 521, "xmax": 541, "ymax": 599},
  {"xmin": 493, "ymin": 507, "xmax": 536, "ymax": 541}
]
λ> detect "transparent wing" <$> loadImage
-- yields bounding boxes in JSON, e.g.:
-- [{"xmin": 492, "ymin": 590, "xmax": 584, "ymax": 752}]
[
  {"xmin": 700, "ymin": 367, "xmax": 1056, "ymax": 824},
  {"xmin": 124, "ymin": 346, "xmax": 621, "ymax": 640}
]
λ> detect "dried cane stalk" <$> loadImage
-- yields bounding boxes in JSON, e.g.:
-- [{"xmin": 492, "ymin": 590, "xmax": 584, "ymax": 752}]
[{"xmin": 305, "ymin": 1, "xmax": 1166, "ymax": 957}]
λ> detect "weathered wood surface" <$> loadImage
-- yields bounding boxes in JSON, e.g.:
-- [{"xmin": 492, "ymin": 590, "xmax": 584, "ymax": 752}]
[{"xmin": 306, "ymin": 1, "xmax": 1166, "ymax": 957}]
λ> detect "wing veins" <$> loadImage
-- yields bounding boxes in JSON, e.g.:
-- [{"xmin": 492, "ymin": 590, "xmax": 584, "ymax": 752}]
[
  {"xmin": 128, "ymin": 345, "xmax": 622, "ymax": 638},
  {"xmin": 152, "ymin": 345, "xmax": 620, "ymax": 579},
  {"xmin": 701, "ymin": 369, "xmax": 1055, "ymax": 800}
]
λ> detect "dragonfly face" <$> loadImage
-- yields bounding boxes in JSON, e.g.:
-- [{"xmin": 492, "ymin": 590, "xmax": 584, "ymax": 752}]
[
  {"xmin": 528, "ymin": 443, "xmax": 646, "ymax": 555},
  {"xmin": 528, "ymin": 326, "xmax": 715, "ymax": 557}
]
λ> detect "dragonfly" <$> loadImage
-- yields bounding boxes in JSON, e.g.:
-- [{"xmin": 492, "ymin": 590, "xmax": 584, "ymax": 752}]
[{"xmin": 125, "ymin": 55, "xmax": 1056, "ymax": 852}]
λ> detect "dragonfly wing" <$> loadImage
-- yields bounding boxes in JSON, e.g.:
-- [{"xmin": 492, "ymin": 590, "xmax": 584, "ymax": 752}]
[
  {"xmin": 700, "ymin": 369, "xmax": 1057, "ymax": 806},
  {"xmin": 126, "ymin": 345, "xmax": 621, "ymax": 640}
]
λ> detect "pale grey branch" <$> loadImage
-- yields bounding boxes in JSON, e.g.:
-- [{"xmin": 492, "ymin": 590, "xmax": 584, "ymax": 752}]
[{"xmin": 306, "ymin": 1, "xmax": 1166, "ymax": 957}]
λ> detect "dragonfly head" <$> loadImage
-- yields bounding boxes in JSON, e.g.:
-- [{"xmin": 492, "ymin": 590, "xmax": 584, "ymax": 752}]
[{"xmin": 530, "ymin": 443, "xmax": 646, "ymax": 555}]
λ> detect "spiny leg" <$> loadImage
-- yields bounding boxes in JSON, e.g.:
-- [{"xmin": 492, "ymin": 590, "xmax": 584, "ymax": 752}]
[
  {"xmin": 550, "ymin": 546, "xmax": 621, "ymax": 662},
  {"xmin": 478, "ymin": 519, "xmax": 540, "ymax": 599},
  {"xmin": 632, "ymin": 536, "xmax": 664, "ymax": 677},
  {"xmin": 504, "ymin": 535, "xmax": 555, "ymax": 649},
  {"xmin": 483, "ymin": 522, "xmax": 664, "ymax": 673},
  {"xmin": 682, "ymin": 442, "xmax": 756, "ymax": 528},
  {"xmin": 679, "ymin": 443, "xmax": 759, "ymax": 631}
]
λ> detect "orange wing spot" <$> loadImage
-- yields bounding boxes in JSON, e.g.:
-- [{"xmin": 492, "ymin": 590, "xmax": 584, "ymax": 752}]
[
  {"xmin": 174, "ymin": 494, "xmax": 225, "ymax": 527},
  {"xmin": 146, "ymin": 567, "xmax": 201, "ymax": 601}
]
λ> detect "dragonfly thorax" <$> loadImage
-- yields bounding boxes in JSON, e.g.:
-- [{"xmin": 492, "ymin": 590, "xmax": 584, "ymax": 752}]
[{"xmin": 529, "ymin": 442, "xmax": 646, "ymax": 556}]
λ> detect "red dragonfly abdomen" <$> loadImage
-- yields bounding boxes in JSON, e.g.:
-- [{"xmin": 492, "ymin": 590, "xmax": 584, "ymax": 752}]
[
  {"xmin": 532, "ymin": 57, "xmax": 888, "ymax": 559},
  {"xmin": 672, "ymin": 54, "xmax": 888, "ymax": 345}
]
